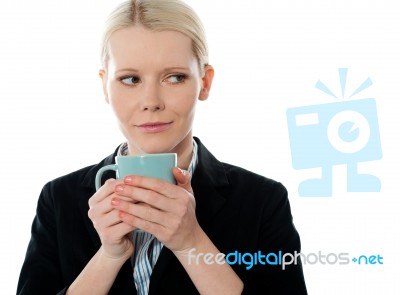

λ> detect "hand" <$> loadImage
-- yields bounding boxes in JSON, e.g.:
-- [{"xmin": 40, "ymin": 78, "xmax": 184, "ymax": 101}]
[
  {"xmin": 88, "ymin": 178, "xmax": 136, "ymax": 259},
  {"xmin": 111, "ymin": 168, "xmax": 202, "ymax": 253}
]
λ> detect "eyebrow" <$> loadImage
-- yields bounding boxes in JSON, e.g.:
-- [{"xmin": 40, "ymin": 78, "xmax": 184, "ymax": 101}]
[
  {"xmin": 114, "ymin": 66, "xmax": 190, "ymax": 75},
  {"xmin": 114, "ymin": 68, "xmax": 139, "ymax": 74},
  {"xmin": 163, "ymin": 66, "xmax": 190, "ymax": 72}
]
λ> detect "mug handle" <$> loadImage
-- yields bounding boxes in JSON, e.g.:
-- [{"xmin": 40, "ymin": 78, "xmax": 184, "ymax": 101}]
[{"xmin": 95, "ymin": 164, "xmax": 118, "ymax": 190}]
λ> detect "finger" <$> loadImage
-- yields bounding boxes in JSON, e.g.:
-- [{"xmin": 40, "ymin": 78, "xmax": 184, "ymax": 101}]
[
  {"xmin": 112, "ymin": 198, "xmax": 169, "ymax": 227},
  {"xmin": 114, "ymin": 185, "xmax": 172, "ymax": 211},
  {"xmin": 118, "ymin": 207, "xmax": 164, "ymax": 236},
  {"xmin": 89, "ymin": 178, "xmax": 122, "ymax": 205},
  {"xmin": 123, "ymin": 175, "xmax": 175, "ymax": 198},
  {"xmin": 88, "ymin": 193, "xmax": 118, "ymax": 221},
  {"xmin": 105, "ymin": 220, "xmax": 136, "ymax": 238},
  {"xmin": 172, "ymin": 167, "xmax": 192, "ymax": 193},
  {"xmin": 100, "ymin": 220, "xmax": 136, "ymax": 247},
  {"xmin": 90, "ymin": 206, "xmax": 138, "ymax": 242},
  {"xmin": 89, "ymin": 205, "xmax": 121, "ymax": 230}
]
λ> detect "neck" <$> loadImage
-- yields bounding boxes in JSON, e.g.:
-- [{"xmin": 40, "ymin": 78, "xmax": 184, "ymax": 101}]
[{"xmin": 175, "ymin": 135, "xmax": 193, "ymax": 170}]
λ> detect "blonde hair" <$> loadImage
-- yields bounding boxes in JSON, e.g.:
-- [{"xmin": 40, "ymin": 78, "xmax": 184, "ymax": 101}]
[{"xmin": 100, "ymin": 0, "xmax": 209, "ymax": 70}]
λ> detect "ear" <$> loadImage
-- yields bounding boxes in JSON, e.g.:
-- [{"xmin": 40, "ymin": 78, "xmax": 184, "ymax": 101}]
[
  {"xmin": 199, "ymin": 65, "xmax": 214, "ymax": 101},
  {"xmin": 99, "ymin": 69, "xmax": 110, "ymax": 104}
]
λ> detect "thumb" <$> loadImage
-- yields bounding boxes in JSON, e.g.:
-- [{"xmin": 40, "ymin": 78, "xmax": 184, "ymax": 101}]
[{"xmin": 173, "ymin": 167, "xmax": 192, "ymax": 192}]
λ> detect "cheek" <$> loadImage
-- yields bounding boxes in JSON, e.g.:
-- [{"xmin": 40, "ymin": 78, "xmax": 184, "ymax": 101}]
[
  {"xmin": 169, "ymin": 93, "xmax": 198, "ymax": 117},
  {"xmin": 108, "ymin": 89, "xmax": 135, "ymax": 122},
  {"xmin": 169, "ymin": 84, "xmax": 200, "ymax": 115}
]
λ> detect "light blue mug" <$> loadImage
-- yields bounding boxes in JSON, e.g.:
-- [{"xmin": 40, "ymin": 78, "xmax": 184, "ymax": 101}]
[{"xmin": 95, "ymin": 153, "xmax": 177, "ymax": 190}]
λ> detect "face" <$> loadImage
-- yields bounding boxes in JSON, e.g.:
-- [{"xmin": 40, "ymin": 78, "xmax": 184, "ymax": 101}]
[{"xmin": 100, "ymin": 26, "xmax": 213, "ymax": 158}]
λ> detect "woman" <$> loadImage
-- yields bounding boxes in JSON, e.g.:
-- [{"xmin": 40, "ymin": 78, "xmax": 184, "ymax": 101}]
[{"xmin": 17, "ymin": 0, "xmax": 307, "ymax": 294}]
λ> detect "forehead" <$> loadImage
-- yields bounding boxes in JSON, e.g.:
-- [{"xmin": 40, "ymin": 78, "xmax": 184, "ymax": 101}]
[{"xmin": 107, "ymin": 26, "xmax": 197, "ymax": 70}]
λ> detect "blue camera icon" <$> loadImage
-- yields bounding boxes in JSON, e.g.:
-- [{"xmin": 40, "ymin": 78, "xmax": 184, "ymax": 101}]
[{"xmin": 287, "ymin": 98, "xmax": 382, "ymax": 197}]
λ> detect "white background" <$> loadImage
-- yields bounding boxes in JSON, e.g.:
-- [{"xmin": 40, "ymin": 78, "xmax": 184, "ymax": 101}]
[{"xmin": 1, "ymin": 0, "xmax": 399, "ymax": 294}]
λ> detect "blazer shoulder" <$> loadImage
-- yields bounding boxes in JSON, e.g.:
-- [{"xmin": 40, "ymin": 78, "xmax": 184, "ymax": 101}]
[
  {"xmin": 221, "ymin": 162, "xmax": 286, "ymax": 192},
  {"xmin": 40, "ymin": 151, "xmax": 116, "ymax": 201},
  {"xmin": 221, "ymin": 162, "xmax": 291, "ymax": 213},
  {"xmin": 42, "ymin": 163, "xmax": 94, "ymax": 191}
]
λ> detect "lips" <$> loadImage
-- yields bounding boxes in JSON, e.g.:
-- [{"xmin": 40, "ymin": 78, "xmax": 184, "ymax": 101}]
[{"xmin": 136, "ymin": 121, "xmax": 173, "ymax": 133}]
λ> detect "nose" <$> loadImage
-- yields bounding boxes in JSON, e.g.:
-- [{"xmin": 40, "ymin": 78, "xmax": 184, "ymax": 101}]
[{"xmin": 140, "ymin": 82, "xmax": 165, "ymax": 112}]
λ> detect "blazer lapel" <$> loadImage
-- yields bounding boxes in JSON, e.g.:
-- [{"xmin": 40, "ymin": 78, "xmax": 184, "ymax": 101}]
[{"xmin": 191, "ymin": 137, "xmax": 229, "ymax": 228}]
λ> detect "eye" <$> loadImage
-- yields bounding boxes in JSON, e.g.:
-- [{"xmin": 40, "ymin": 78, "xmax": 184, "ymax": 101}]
[
  {"xmin": 165, "ymin": 74, "xmax": 187, "ymax": 84},
  {"xmin": 120, "ymin": 76, "xmax": 140, "ymax": 86}
]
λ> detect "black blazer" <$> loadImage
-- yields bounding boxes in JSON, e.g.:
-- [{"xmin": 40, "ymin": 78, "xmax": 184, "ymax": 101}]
[{"xmin": 17, "ymin": 137, "xmax": 307, "ymax": 294}]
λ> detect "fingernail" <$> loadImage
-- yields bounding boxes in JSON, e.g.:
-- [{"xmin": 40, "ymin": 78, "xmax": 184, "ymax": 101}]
[
  {"xmin": 177, "ymin": 167, "xmax": 186, "ymax": 176},
  {"xmin": 111, "ymin": 198, "xmax": 120, "ymax": 206},
  {"xmin": 125, "ymin": 176, "xmax": 133, "ymax": 183},
  {"xmin": 115, "ymin": 185, "xmax": 124, "ymax": 192}
]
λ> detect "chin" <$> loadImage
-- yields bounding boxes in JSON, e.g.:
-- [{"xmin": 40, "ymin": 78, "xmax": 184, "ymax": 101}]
[
  {"xmin": 130, "ymin": 139, "xmax": 175, "ymax": 155},
  {"xmin": 127, "ymin": 130, "xmax": 191, "ymax": 155}
]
